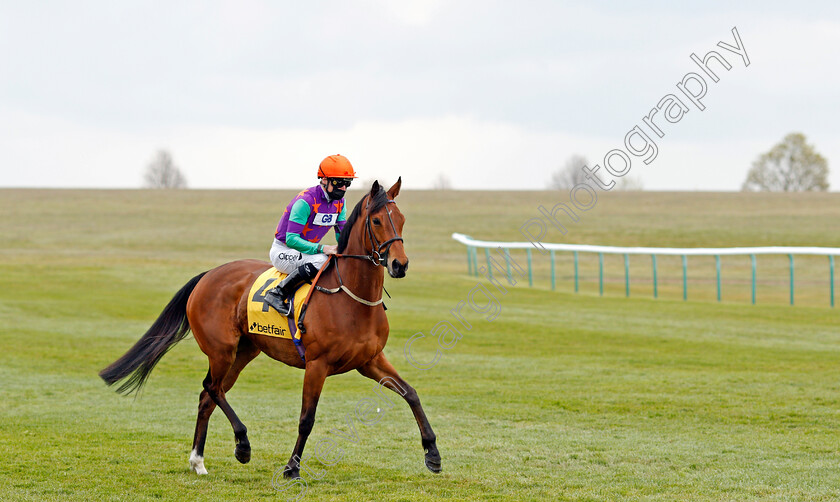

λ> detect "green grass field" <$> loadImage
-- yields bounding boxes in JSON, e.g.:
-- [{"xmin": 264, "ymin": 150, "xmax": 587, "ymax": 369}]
[{"xmin": 1, "ymin": 189, "xmax": 840, "ymax": 501}]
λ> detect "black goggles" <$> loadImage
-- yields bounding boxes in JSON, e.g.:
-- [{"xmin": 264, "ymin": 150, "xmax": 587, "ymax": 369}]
[{"xmin": 329, "ymin": 178, "xmax": 353, "ymax": 188}]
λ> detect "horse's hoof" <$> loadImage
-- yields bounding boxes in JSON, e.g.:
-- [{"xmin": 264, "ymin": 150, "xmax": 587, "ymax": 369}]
[
  {"xmin": 423, "ymin": 443, "xmax": 442, "ymax": 474},
  {"xmin": 424, "ymin": 455, "xmax": 442, "ymax": 473},
  {"xmin": 283, "ymin": 465, "xmax": 301, "ymax": 479},
  {"xmin": 235, "ymin": 445, "xmax": 251, "ymax": 464}
]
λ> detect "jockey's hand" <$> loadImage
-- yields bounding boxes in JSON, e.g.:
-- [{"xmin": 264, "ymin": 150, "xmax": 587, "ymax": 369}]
[{"xmin": 322, "ymin": 245, "xmax": 338, "ymax": 255}]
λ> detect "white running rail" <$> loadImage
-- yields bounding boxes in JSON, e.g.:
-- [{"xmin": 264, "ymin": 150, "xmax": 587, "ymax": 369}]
[
  {"xmin": 451, "ymin": 233, "xmax": 840, "ymax": 306},
  {"xmin": 452, "ymin": 233, "xmax": 840, "ymax": 256}
]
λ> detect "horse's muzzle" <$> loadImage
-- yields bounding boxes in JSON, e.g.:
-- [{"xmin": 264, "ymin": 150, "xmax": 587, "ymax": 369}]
[{"xmin": 388, "ymin": 258, "xmax": 409, "ymax": 278}]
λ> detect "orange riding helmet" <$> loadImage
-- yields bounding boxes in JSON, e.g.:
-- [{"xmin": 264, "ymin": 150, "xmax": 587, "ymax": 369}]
[{"xmin": 317, "ymin": 154, "xmax": 358, "ymax": 179}]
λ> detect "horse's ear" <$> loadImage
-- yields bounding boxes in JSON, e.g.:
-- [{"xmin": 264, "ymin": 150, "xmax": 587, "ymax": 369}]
[
  {"xmin": 387, "ymin": 177, "xmax": 402, "ymax": 199},
  {"xmin": 370, "ymin": 180, "xmax": 381, "ymax": 196}
]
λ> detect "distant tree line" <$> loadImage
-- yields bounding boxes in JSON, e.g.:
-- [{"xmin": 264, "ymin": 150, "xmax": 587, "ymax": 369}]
[{"xmin": 549, "ymin": 132, "xmax": 828, "ymax": 193}]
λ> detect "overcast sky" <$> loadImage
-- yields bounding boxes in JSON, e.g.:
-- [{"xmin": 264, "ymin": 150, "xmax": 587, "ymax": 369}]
[{"xmin": 1, "ymin": 1, "xmax": 838, "ymax": 190}]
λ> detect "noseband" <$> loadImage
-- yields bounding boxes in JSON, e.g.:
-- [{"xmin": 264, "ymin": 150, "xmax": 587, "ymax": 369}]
[{"xmin": 364, "ymin": 198, "xmax": 403, "ymax": 266}]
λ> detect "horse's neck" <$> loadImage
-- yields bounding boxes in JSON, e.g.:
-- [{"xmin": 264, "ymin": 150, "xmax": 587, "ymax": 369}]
[{"xmin": 341, "ymin": 238, "xmax": 384, "ymax": 298}]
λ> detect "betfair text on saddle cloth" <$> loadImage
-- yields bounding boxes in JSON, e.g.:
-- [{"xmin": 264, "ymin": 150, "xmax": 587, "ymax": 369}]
[{"xmin": 265, "ymin": 154, "xmax": 357, "ymax": 315}]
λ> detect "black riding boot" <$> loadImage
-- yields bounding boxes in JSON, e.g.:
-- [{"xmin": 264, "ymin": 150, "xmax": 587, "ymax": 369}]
[{"xmin": 264, "ymin": 263, "xmax": 318, "ymax": 316}]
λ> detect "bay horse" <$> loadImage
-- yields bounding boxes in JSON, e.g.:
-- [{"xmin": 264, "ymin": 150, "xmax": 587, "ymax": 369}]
[{"xmin": 99, "ymin": 178, "xmax": 442, "ymax": 479}]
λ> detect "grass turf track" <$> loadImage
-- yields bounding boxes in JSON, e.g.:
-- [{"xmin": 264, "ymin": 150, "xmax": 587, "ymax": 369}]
[{"xmin": 1, "ymin": 188, "xmax": 839, "ymax": 501}]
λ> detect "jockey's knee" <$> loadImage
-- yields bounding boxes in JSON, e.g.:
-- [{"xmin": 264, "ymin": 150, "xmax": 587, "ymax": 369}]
[
  {"xmin": 298, "ymin": 262, "xmax": 320, "ymax": 280},
  {"xmin": 311, "ymin": 253, "xmax": 329, "ymax": 268}
]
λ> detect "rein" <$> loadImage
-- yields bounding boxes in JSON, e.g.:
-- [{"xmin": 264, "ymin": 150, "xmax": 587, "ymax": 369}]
[{"xmin": 314, "ymin": 254, "xmax": 382, "ymax": 306}]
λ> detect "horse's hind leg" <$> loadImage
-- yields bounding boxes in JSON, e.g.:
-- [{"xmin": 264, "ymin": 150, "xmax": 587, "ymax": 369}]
[
  {"xmin": 190, "ymin": 337, "xmax": 260, "ymax": 474},
  {"xmin": 357, "ymin": 352, "xmax": 442, "ymax": 473}
]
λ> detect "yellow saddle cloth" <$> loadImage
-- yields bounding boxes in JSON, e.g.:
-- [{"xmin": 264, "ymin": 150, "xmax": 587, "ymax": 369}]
[{"xmin": 246, "ymin": 267, "xmax": 311, "ymax": 341}]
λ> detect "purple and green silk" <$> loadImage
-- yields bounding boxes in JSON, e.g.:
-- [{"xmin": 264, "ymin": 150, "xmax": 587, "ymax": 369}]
[{"xmin": 275, "ymin": 185, "xmax": 347, "ymax": 254}]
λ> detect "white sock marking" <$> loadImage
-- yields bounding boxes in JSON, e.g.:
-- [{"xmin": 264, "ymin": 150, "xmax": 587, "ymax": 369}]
[{"xmin": 189, "ymin": 449, "xmax": 208, "ymax": 475}]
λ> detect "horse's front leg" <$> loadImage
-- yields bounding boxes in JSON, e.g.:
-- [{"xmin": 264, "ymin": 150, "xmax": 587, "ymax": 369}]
[
  {"xmin": 284, "ymin": 358, "xmax": 329, "ymax": 479},
  {"xmin": 357, "ymin": 352, "xmax": 442, "ymax": 473}
]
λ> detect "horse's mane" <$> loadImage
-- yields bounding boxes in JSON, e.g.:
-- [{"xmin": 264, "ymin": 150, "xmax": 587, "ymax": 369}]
[{"xmin": 337, "ymin": 184, "xmax": 389, "ymax": 253}]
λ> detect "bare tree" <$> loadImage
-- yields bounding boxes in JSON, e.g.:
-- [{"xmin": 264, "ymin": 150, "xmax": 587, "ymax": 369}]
[
  {"xmin": 432, "ymin": 173, "xmax": 452, "ymax": 190},
  {"xmin": 742, "ymin": 133, "xmax": 829, "ymax": 192},
  {"xmin": 548, "ymin": 154, "xmax": 589, "ymax": 190},
  {"xmin": 615, "ymin": 175, "xmax": 644, "ymax": 191},
  {"xmin": 144, "ymin": 150, "xmax": 187, "ymax": 189}
]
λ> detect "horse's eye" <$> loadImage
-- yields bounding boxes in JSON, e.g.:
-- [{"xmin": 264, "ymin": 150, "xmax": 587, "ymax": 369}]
[{"xmin": 372, "ymin": 218, "xmax": 381, "ymax": 225}]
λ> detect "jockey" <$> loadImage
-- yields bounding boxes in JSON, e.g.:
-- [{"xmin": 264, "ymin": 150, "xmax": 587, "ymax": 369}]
[{"xmin": 264, "ymin": 154, "xmax": 357, "ymax": 315}]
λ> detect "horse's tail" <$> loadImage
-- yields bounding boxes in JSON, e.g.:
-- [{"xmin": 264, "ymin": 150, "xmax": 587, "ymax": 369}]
[{"xmin": 99, "ymin": 271, "xmax": 208, "ymax": 395}]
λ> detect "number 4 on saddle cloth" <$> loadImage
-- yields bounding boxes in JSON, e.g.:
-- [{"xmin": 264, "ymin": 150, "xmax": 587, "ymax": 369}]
[{"xmin": 247, "ymin": 268, "xmax": 311, "ymax": 353}]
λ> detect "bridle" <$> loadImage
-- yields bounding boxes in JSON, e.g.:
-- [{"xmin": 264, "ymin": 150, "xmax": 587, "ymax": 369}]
[
  {"xmin": 364, "ymin": 198, "xmax": 403, "ymax": 266},
  {"xmin": 340, "ymin": 195, "xmax": 403, "ymax": 267}
]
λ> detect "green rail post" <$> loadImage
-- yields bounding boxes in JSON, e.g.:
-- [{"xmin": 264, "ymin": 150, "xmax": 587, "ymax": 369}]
[
  {"xmin": 484, "ymin": 248, "xmax": 492, "ymax": 281},
  {"xmin": 831, "ymin": 255, "xmax": 835, "ymax": 308},
  {"xmin": 471, "ymin": 246, "xmax": 477, "ymax": 276},
  {"xmin": 473, "ymin": 247, "xmax": 480, "ymax": 277},
  {"xmin": 526, "ymin": 248, "xmax": 533, "ymax": 287},
  {"xmin": 599, "ymin": 252, "xmax": 604, "ymax": 296},
  {"xmin": 789, "ymin": 254, "xmax": 795, "ymax": 306},
  {"xmin": 550, "ymin": 250, "xmax": 556, "ymax": 291},
  {"xmin": 624, "ymin": 253, "xmax": 630, "ymax": 297},
  {"xmin": 750, "ymin": 254, "xmax": 756, "ymax": 305},
  {"xmin": 466, "ymin": 246, "xmax": 474, "ymax": 275},
  {"xmin": 651, "ymin": 254, "xmax": 658, "ymax": 299},
  {"xmin": 504, "ymin": 248, "xmax": 513, "ymax": 284},
  {"xmin": 681, "ymin": 255, "xmax": 688, "ymax": 301},
  {"xmin": 574, "ymin": 251, "xmax": 580, "ymax": 293},
  {"xmin": 715, "ymin": 255, "xmax": 722, "ymax": 302}
]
